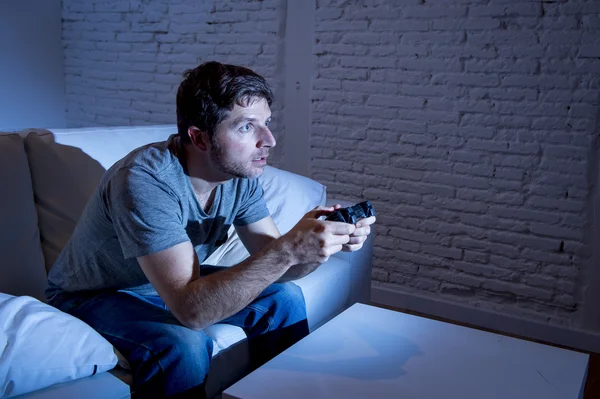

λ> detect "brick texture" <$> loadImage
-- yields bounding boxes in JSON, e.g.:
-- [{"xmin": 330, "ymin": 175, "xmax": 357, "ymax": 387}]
[
  {"xmin": 61, "ymin": 0, "xmax": 286, "ymax": 166},
  {"xmin": 311, "ymin": 0, "xmax": 600, "ymax": 326}
]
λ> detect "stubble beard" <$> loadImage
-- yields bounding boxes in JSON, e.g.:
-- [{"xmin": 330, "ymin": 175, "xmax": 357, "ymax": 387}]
[{"xmin": 210, "ymin": 139, "xmax": 263, "ymax": 179}]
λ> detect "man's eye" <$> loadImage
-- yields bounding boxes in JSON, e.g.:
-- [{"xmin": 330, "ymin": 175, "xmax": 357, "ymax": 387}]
[
  {"xmin": 265, "ymin": 120, "xmax": 270, "ymax": 127},
  {"xmin": 240, "ymin": 124, "xmax": 252, "ymax": 132}
]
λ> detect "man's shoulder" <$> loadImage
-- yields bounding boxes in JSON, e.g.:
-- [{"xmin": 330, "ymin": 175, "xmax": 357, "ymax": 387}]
[{"xmin": 109, "ymin": 140, "xmax": 181, "ymax": 181}]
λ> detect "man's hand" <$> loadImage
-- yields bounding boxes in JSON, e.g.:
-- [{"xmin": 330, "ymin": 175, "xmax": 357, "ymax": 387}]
[
  {"xmin": 343, "ymin": 214, "xmax": 376, "ymax": 252},
  {"xmin": 324, "ymin": 203, "xmax": 376, "ymax": 252},
  {"xmin": 280, "ymin": 206, "xmax": 356, "ymax": 265}
]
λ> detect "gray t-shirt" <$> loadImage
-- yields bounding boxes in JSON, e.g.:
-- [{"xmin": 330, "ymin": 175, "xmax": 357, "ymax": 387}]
[{"xmin": 47, "ymin": 135, "xmax": 269, "ymax": 296}]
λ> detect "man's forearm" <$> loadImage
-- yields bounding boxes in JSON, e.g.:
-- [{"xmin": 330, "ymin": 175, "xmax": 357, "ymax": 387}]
[
  {"xmin": 277, "ymin": 263, "xmax": 320, "ymax": 283},
  {"xmin": 181, "ymin": 238, "xmax": 294, "ymax": 330}
]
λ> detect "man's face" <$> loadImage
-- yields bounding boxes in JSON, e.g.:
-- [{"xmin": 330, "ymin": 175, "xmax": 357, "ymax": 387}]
[{"xmin": 209, "ymin": 97, "xmax": 276, "ymax": 179}]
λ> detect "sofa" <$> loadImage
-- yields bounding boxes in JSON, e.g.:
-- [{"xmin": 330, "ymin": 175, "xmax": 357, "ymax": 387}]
[{"xmin": 0, "ymin": 125, "xmax": 374, "ymax": 398}]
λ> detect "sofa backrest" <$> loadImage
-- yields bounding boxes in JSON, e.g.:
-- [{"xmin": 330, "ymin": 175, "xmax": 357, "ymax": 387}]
[
  {"xmin": 1, "ymin": 125, "xmax": 326, "ymax": 301},
  {"xmin": 49, "ymin": 125, "xmax": 177, "ymax": 169}
]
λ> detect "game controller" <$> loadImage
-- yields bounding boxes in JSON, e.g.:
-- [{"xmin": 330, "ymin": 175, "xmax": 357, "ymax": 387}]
[{"xmin": 325, "ymin": 201, "xmax": 376, "ymax": 224}]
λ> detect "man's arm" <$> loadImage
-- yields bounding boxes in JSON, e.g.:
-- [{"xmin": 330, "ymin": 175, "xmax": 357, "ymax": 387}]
[
  {"xmin": 235, "ymin": 216, "xmax": 320, "ymax": 283},
  {"xmin": 236, "ymin": 209, "xmax": 376, "ymax": 283},
  {"xmin": 138, "ymin": 207, "xmax": 355, "ymax": 330},
  {"xmin": 276, "ymin": 213, "xmax": 376, "ymax": 282},
  {"xmin": 137, "ymin": 237, "xmax": 294, "ymax": 331},
  {"xmin": 235, "ymin": 215, "xmax": 281, "ymax": 254}
]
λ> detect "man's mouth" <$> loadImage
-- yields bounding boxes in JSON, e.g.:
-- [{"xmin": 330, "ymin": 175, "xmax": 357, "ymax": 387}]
[{"xmin": 253, "ymin": 153, "xmax": 269, "ymax": 161}]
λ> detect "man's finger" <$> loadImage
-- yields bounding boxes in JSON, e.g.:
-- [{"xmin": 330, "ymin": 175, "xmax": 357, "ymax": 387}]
[
  {"xmin": 342, "ymin": 243, "xmax": 364, "ymax": 252},
  {"xmin": 351, "ymin": 226, "xmax": 371, "ymax": 237},
  {"xmin": 324, "ymin": 221, "xmax": 356, "ymax": 235},
  {"xmin": 305, "ymin": 206, "xmax": 335, "ymax": 219},
  {"xmin": 328, "ymin": 234, "xmax": 351, "ymax": 246},
  {"xmin": 347, "ymin": 235, "xmax": 367, "ymax": 245},
  {"xmin": 324, "ymin": 244, "xmax": 344, "ymax": 257},
  {"xmin": 356, "ymin": 216, "xmax": 376, "ymax": 228}
]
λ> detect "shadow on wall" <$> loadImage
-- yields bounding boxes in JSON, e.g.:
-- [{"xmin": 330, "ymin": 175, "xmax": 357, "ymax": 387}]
[{"xmin": 582, "ymin": 92, "xmax": 600, "ymax": 331}]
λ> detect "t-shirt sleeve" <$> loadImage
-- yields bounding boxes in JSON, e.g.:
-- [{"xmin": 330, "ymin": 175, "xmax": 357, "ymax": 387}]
[
  {"xmin": 233, "ymin": 178, "xmax": 270, "ymax": 226},
  {"xmin": 106, "ymin": 167, "xmax": 189, "ymax": 259}
]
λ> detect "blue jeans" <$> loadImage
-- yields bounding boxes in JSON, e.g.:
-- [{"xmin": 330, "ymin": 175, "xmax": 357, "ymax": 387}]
[{"xmin": 48, "ymin": 268, "xmax": 309, "ymax": 398}]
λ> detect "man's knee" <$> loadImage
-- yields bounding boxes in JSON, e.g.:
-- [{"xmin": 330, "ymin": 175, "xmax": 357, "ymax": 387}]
[
  {"xmin": 159, "ymin": 325, "xmax": 213, "ymax": 375},
  {"xmin": 273, "ymin": 282, "xmax": 305, "ymax": 303},
  {"xmin": 139, "ymin": 326, "xmax": 213, "ymax": 396},
  {"xmin": 269, "ymin": 282, "xmax": 307, "ymax": 325},
  {"xmin": 246, "ymin": 283, "xmax": 309, "ymax": 369}
]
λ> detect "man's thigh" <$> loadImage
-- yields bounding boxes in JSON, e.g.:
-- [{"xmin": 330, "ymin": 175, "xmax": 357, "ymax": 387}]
[
  {"xmin": 57, "ymin": 291, "xmax": 213, "ymax": 382},
  {"xmin": 62, "ymin": 291, "xmax": 182, "ymax": 346},
  {"xmin": 220, "ymin": 281, "xmax": 308, "ymax": 335}
]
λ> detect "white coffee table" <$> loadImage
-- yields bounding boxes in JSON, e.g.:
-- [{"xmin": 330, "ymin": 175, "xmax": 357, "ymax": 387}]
[{"xmin": 223, "ymin": 303, "xmax": 589, "ymax": 399}]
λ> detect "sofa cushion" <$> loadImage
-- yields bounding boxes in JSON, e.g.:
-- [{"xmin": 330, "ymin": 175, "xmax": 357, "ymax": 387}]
[
  {"xmin": 49, "ymin": 125, "xmax": 176, "ymax": 169},
  {"xmin": 0, "ymin": 134, "xmax": 47, "ymax": 301},
  {"xmin": 0, "ymin": 293, "xmax": 118, "ymax": 398},
  {"xmin": 259, "ymin": 165, "xmax": 327, "ymax": 235},
  {"xmin": 13, "ymin": 372, "xmax": 130, "ymax": 399},
  {"xmin": 204, "ymin": 165, "xmax": 327, "ymax": 266},
  {"xmin": 22, "ymin": 131, "xmax": 106, "ymax": 272}
]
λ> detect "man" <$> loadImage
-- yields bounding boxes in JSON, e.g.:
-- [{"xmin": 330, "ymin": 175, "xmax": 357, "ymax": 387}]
[{"xmin": 46, "ymin": 61, "xmax": 376, "ymax": 398}]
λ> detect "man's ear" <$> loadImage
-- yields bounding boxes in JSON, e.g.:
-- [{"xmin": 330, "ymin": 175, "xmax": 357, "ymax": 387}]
[{"xmin": 188, "ymin": 126, "xmax": 210, "ymax": 152}]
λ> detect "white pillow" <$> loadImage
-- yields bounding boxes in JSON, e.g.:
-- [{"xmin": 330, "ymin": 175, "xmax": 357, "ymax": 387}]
[
  {"xmin": 204, "ymin": 166, "xmax": 327, "ymax": 266},
  {"xmin": 0, "ymin": 293, "xmax": 118, "ymax": 398},
  {"xmin": 259, "ymin": 166, "xmax": 327, "ymax": 235}
]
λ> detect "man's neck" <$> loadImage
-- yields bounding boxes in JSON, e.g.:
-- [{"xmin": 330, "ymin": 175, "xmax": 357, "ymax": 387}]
[
  {"xmin": 168, "ymin": 135, "xmax": 232, "ymax": 209},
  {"xmin": 180, "ymin": 140, "xmax": 228, "ymax": 197},
  {"xmin": 195, "ymin": 186, "xmax": 217, "ymax": 213}
]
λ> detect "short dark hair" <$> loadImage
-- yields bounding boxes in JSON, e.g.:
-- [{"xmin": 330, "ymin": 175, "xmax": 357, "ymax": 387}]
[{"xmin": 176, "ymin": 61, "xmax": 274, "ymax": 142}]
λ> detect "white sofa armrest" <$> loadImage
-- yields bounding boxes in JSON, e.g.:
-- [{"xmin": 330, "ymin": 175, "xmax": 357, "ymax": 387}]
[
  {"xmin": 325, "ymin": 197, "xmax": 374, "ymax": 306},
  {"xmin": 329, "ymin": 230, "xmax": 374, "ymax": 305}
]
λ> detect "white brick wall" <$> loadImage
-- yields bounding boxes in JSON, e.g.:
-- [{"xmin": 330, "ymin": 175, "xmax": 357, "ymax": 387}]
[
  {"xmin": 61, "ymin": 0, "xmax": 286, "ymax": 166},
  {"xmin": 311, "ymin": 0, "xmax": 600, "ymax": 327}
]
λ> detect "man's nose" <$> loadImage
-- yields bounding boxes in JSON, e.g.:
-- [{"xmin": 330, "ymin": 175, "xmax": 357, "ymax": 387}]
[{"xmin": 257, "ymin": 127, "xmax": 276, "ymax": 148}]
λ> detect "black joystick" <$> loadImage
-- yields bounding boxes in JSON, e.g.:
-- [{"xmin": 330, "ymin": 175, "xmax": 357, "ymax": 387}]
[{"xmin": 325, "ymin": 201, "xmax": 376, "ymax": 224}]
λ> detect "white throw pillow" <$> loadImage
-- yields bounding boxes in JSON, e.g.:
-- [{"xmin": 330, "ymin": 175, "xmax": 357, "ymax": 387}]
[
  {"xmin": 0, "ymin": 293, "xmax": 118, "ymax": 398},
  {"xmin": 204, "ymin": 166, "xmax": 327, "ymax": 266},
  {"xmin": 259, "ymin": 165, "xmax": 327, "ymax": 235}
]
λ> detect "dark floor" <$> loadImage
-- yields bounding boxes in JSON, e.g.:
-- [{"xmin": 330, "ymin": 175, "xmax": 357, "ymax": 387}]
[
  {"xmin": 371, "ymin": 303, "xmax": 599, "ymax": 398},
  {"xmin": 585, "ymin": 354, "xmax": 600, "ymax": 399}
]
